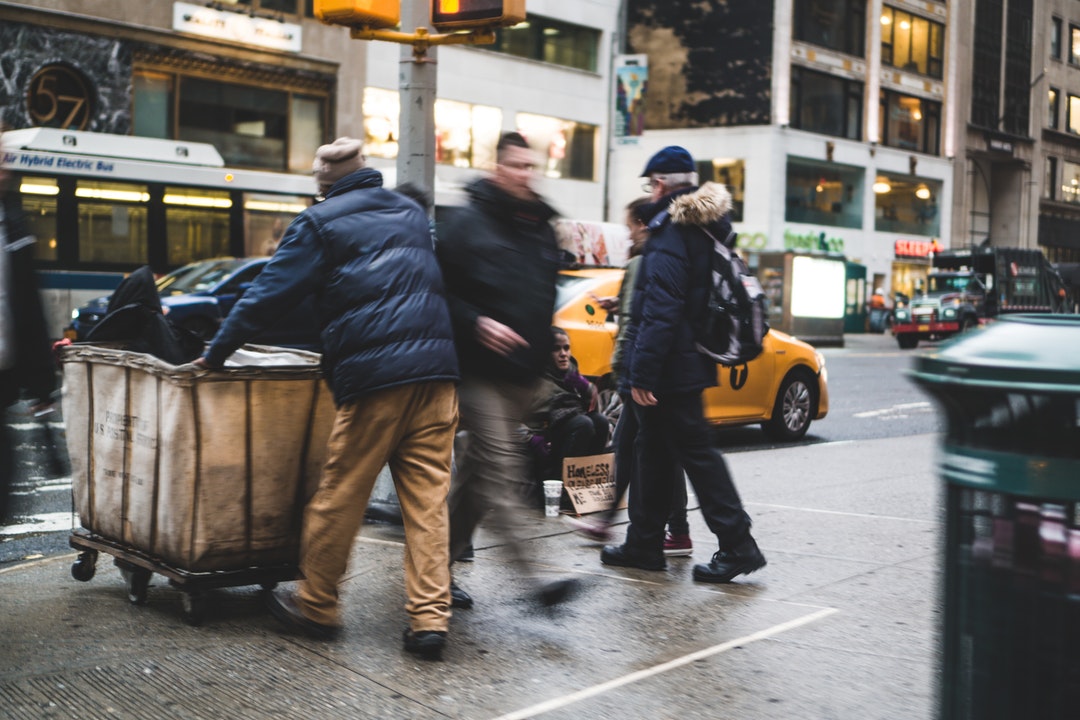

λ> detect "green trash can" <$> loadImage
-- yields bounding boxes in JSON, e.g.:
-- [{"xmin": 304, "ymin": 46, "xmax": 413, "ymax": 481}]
[{"xmin": 909, "ymin": 315, "xmax": 1080, "ymax": 719}]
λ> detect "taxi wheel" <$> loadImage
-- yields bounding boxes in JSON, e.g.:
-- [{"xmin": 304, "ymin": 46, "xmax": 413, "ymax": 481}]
[{"xmin": 763, "ymin": 370, "xmax": 815, "ymax": 441}]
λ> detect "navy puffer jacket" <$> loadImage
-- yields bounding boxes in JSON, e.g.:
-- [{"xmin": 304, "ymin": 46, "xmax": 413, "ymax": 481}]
[
  {"xmin": 205, "ymin": 168, "xmax": 459, "ymax": 406},
  {"xmin": 624, "ymin": 183, "xmax": 734, "ymax": 396}
]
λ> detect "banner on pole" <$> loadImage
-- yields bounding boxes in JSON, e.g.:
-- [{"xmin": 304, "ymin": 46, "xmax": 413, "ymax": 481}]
[{"xmin": 614, "ymin": 54, "xmax": 648, "ymax": 144}]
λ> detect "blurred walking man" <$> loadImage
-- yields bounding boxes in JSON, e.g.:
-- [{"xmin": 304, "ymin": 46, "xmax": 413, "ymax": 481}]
[
  {"xmin": 600, "ymin": 145, "xmax": 766, "ymax": 583},
  {"xmin": 197, "ymin": 137, "xmax": 459, "ymax": 660},
  {"xmin": 0, "ymin": 132, "xmax": 57, "ymax": 521},
  {"xmin": 437, "ymin": 132, "xmax": 578, "ymax": 608}
]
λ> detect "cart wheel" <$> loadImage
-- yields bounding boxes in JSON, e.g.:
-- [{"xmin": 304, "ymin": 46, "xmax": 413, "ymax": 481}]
[
  {"xmin": 181, "ymin": 591, "xmax": 206, "ymax": 626},
  {"xmin": 120, "ymin": 567, "xmax": 152, "ymax": 605},
  {"xmin": 71, "ymin": 551, "xmax": 98, "ymax": 582}
]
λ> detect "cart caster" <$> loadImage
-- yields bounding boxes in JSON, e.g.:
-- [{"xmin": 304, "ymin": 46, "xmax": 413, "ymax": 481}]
[
  {"xmin": 180, "ymin": 591, "xmax": 206, "ymax": 626},
  {"xmin": 118, "ymin": 565, "xmax": 152, "ymax": 605},
  {"xmin": 71, "ymin": 551, "xmax": 98, "ymax": 582}
]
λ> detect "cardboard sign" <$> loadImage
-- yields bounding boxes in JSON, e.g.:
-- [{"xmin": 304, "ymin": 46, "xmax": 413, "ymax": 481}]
[{"xmin": 562, "ymin": 452, "xmax": 616, "ymax": 515}]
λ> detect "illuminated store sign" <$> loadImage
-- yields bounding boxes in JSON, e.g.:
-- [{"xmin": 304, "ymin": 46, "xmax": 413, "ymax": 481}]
[
  {"xmin": 173, "ymin": 2, "xmax": 302, "ymax": 53},
  {"xmin": 894, "ymin": 239, "xmax": 942, "ymax": 258}
]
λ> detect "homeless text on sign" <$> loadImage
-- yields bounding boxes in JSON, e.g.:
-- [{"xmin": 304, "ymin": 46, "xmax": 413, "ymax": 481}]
[{"xmin": 562, "ymin": 452, "xmax": 615, "ymax": 515}]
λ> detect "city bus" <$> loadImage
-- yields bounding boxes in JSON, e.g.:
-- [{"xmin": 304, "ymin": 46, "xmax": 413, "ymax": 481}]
[{"xmin": 1, "ymin": 128, "xmax": 315, "ymax": 337}]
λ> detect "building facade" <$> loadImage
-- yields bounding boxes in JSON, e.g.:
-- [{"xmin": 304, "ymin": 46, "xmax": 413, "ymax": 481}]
[
  {"xmin": 608, "ymin": 0, "xmax": 955, "ymax": 307},
  {"xmin": 0, "ymin": 0, "xmax": 619, "ymax": 248},
  {"xmin": 1027, "ymin": 0, "xmax": 1080, "ymax": 264}
]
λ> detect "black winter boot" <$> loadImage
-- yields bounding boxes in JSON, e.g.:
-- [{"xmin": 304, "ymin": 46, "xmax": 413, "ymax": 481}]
[{"xmin": 692, "ymin": 535, "xmax": 766, "ymax": 583}]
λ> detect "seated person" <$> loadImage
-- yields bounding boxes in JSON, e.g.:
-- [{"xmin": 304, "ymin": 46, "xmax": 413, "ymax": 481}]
[{"xmin": 525, "ymin": 328, "xmax": 610, "ymax": 491}]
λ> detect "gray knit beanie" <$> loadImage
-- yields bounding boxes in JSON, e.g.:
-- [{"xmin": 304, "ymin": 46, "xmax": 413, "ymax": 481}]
[{"xmin": 313, "ymin": 137, "xmax": 365, "ymax": 191}]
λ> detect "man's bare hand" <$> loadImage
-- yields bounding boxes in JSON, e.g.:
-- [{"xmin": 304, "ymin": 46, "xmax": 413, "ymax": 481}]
[
  {"xmin": 589, "ymin": 292, "xmax": 619, "ymax": 313},
  {"xmin": 476, "ymin": 316, "xmax": 529, "ymax": 357},
  {"xmin": 631, "ymin": 387, "xmax": 657, "ymax": 406},
  {"xmin": 193, "ymin": 357, "xmax": 210, "ymax": 368}
]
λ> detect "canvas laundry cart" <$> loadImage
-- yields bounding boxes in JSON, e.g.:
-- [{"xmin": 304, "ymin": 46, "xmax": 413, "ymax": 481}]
[{"xmin": 59, "ymin": 344, "xmax": 335, "ymax": 624}]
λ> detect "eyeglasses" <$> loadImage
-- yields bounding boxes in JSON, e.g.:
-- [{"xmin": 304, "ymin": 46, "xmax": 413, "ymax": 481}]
[{"xmin": 641, "ymin": 178, "xmax": 656, "ymax": 193}]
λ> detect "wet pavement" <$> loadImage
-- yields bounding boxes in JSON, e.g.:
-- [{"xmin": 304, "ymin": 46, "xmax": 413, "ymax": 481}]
[{"xmin": 0, "ymin": 432, "xmax": 942, "ymax": 719}]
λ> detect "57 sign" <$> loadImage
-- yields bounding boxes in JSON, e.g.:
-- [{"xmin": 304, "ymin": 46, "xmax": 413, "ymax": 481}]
[{"xmin": 27, "ymin": 64, "xmax": 94, "ymax": 131}]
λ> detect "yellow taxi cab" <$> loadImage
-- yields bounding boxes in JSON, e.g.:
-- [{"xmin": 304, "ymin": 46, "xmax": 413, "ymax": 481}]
[{"xmin": 554, "ymin": 267, "xmax": 829, "ymax": 440}]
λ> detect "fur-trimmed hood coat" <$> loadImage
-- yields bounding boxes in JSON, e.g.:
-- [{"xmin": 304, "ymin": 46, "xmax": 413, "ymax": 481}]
[{"xmin": 624, "ymin": 183, "xmax": 736, "ymax": 395}]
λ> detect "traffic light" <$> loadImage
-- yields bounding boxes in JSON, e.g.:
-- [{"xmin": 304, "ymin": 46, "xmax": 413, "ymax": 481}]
[
  {"xmin": 430, "ymin": 0, "xmax": 525, "ymax": 31},
  {"xmin": 314, "ymin": 0, "xmax": 400, "ymax": 29}
]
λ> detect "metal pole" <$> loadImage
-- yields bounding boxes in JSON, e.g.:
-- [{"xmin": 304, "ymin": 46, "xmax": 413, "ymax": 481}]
[{"xmin": 396, "ymin": 0, "xmax": 437, "ymax": 212}]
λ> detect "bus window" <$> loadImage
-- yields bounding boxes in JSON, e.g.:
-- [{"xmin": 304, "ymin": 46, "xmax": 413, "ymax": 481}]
[
  {"xmin": 244, "ymin": 194, "xmax": 310, "ymax": 256},
  {"xmin": 19, "ymin": 176, "xmax": 59, "ymax": 262},
  {"xmin": 164, "ymin": 187, "xmax": 232, "ymax": 266},
  {"xmin": 76, "ymin": 180, "xmax": 149, "ymax": 264}
]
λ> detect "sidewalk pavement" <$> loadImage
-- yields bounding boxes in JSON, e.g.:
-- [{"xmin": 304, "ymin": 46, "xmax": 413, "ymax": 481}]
[{"xmin": 0, "ymin": 433, "xmax": 943, "ymax": 720}]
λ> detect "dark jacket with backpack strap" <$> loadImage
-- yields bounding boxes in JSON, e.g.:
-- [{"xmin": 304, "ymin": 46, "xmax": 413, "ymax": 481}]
[
  {"xmin": 623, "ymin": 183, "xmax": 734, "ymax": 396},
  {"xmin": 204, "ymin": 167, "xmax": 459, "ymax": 406}
]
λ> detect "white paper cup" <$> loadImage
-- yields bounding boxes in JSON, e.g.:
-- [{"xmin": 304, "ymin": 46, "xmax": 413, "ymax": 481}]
[{"xmin": 543, "ymin": 480, "xmax": 563, "ymax": 517}]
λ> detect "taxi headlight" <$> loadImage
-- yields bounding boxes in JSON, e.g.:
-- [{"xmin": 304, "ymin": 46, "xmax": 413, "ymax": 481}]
[
  {"xmin": 71, "ymin": 308, "xmax": 80, "ymax": 320},
  {"xmin": 895, "ymin": 309, "xmax": 909, "ymax": 321},
  {"xmin": 942, "ymin": 307, "xmax": 956, "ymax": 319}
]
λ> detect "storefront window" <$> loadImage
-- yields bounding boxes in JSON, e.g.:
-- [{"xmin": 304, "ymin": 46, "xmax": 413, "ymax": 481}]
[
  {"xmin": 696, "ymin": 158, "xmax": 745, "ymax": 222},
  {"xmin": 363, "ymin": 89, "xmax": 503, "ymax": 169},
  {"xmin": 874, "ymin": 175, "xmax": 941, "ymax": 236},
  {"xmin": 164, "ymin": 187, "xmax": 231, "ymax": 266},
  {"xmin": 793, "ymin": 0, "xmax": 866, "ymax": 57},
  {"xmin": 880, "ymin": 7, "xmax": 944, "ymax": 79},
  {"xmin": 244, "ymin": 193, "xmax": 310, "ymax": 256},
  {"xmin": 178, "ymin": 77, "xmax": 287, "ymax": 170},
  {"xmin": 879, "ymin": 90, "xmax": 940, "ymax": 155},
  {"xmin": 289, "ymin": 95, "xmax": 324, "ymax": 174},
  {"xmin": 493, "ymin": 15, "xmax": 600, "ymax": 72},
  {"xmin": 516, "ymin": 113, "xmax": 596, "ymax": 181},
  {"xmin": 19, "ymin": 176, "xmax": 58, "ymax": 262},
  {"xmin": 791, "ymin": 67, "xmax": 863, "ymax": 140},
  {"xmin": 76, "ymin": 180, "xmax": 149, "ymax": 265},
  {"xmin": 785, "ymin": 158, "xmax": 863, "ymax": 229},
  {"xmin": 1061, "ymin": 161, "xmax": 1080, "ymax": 204},
  {"xmin": 134, "ymin": 66, "xmax": 327, "ymax": 173},
  {"xmin": 363, "ymin": 88, "xmax": 400, "ymax": 160},
  {"xmin": 134, "ymin": 71, "xmax": 174, "ymax": 139}
]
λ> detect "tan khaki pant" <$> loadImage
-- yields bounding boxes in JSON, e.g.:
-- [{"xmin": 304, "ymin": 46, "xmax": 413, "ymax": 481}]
[{"xmin": 297, "ymin": 381, "xmax": 458, "ymax": 632}]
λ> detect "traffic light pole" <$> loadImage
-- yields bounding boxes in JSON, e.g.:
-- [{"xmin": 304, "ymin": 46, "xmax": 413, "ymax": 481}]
[
  {"xmin": 346, "ymin": 7, "xmax": 494, "ymax": 214},
  {"xmin": 395, "ymin": 0, "xmax": 437, "ymax": 206}
]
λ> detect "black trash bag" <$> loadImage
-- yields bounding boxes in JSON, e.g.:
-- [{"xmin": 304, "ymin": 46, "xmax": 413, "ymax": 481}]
[{"xmin": 85, "ymin": 266, "xmax": 205, "ymax": 365}]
